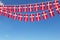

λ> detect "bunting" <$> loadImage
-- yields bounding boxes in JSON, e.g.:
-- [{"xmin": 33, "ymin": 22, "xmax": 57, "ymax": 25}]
[{"xmin": 0, "ymin": 0, "xmax": 60, "ymax": 22}]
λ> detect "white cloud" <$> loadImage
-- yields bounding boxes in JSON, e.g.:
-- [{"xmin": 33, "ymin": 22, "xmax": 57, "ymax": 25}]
[{"xmin": 0, "ymin": 1, "xmax": 4, "ymax": 5}]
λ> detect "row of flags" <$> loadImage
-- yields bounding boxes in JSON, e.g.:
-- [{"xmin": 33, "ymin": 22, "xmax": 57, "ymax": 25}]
[
  {"xmin": 0, "ymin": 11, "xmax": 52, "ymax": 22},
  {"xmin": 0, "ymin": 0, "xmax": 60, "ymax": 12},
  {"xmin": 0, "ymin": 0, "xmax": 60, "ymax": 22},
  {"xmin": 0, "ymin": 10, "xmax": 58, "ymax": 22}
]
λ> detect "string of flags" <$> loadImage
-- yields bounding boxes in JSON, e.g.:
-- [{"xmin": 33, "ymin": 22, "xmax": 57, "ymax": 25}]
[{"xmin": 0, "ymin": 0, "xmax": 60, "ymax": 22}]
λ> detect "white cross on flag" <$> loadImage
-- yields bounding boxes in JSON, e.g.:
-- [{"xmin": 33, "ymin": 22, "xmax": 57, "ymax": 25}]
[
  {"xmin": 28, "ymin": 4, "xmax": 33, "ymax": 12},
  {"xmin": 53, "ymin": 0, "xmax": 59, "ymax": 8},
  {"xmin": 8, "ymin": 6, "xmax": 12, "ymax": 13},
  {"xmin": 3, "ymin": 6, "xmax": 8, "ymax": 17},
  {"xmin": 24, "ymin": 14, "xmax": 28, "ymax": 22},
  {"xmin": 46, "ymin": 2, "xmax": 53, "ymax": 10},
  {"xmin": 30, "ymin": 14, "xmax": 34, "ymax": 22},
  {"xmin": 53, "ymin": 0, "xmax": 60, "ymax": 14},
  {"xmin": 23, "ymin": 5, "xmax": 28, "ymax": 12},
  {"xmin": 36, "ymin": 13, "xmax": 40, "ymax": 21},
  {"xmin": 42, "ymin": 11, "xmax": 48, "ymax": 20},
  {"xmin": 0, "ymin": 5, "xmax": 3, "ymax": 15},
  {"xmin": 7, "ymin": 6, "xmax": 13, "ymax": 18},
  {"xmin": 39, "ymin": 2, "xmax": 45, "ymax": 10},
  {"xmin": 48, "ymin": 9, "xmax": 55, "ymax": 17},
  {"xmin": 18, "ymin": 5, "xmax": 22, "ymax": 12},
  {"xmin": 17, "ymin": 14, "xmax": 22, "ymax": 21},
  {"xmin": 13, "ymin": 13, "xmax": 17, "ymax": 20},
  {"xmin": 55, "ymin": 6, "xmax": 60, "ymax": 14},
  {"xmin": 8, "ymin": 13, "xmax": 12, "ymax": 18},
  {"xmin": 33, "ymin": 4, "xmax": 39, "ymax": 11}
]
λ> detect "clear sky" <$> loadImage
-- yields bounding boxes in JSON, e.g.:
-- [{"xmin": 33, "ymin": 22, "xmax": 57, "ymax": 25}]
[{"xmin": 0, "ymin": 0, "xmax": 60, "ymax": 40}]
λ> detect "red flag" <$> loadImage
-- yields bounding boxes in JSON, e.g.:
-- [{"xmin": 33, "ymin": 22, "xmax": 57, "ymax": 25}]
[
  {"xmin": 53, "ymin": 0, "xmax": 60, "ymax": 14},
  {"xmin": 56, "ymin": 7, "xmax": 60, "ymax": 14},
  {"xmin": 7, "ymin": 6, "xmax": 13, "ymax": 18},
  {"xmin": 13, "ymin": 6, "xmax": 17, "ymax": 14},
  {"xmin": 0, "ymin": 6, "xmax": 3, "ymax": 16},
  {"xmin": 42, "ymin": 11, "xmax": 48, "ymax": 20},
  {"xmin": 8, "ymin": 6, "xmax": 13, "ymax": 13},
  {"xmin": 53, "ymin": 0, "xmax": 59, "ymax": 8},
  {"xmin": 28, "ymin": 4, "xmax": 33, "ymax": 12},
  {"xmin": 39, "ymin": 2, "xmax": 45, "ymax": 10},
  {"xmin": 18, "ymin": 5, "xmax": 22, "ymax": 12},
  {"xmin": 53, "ymin": 1, "xmax": 60, "ymax": 14},
  {"xmin": 17, "ymin": 14, "xmax": 22, "ymax": 21},
  {"xmin": 8, "ymin": 13, "xmax": 13, "ymax": 18},
  {"xmin": 13, "ymin": 13, "xmax": 17, "ymax": 20},
  {"xmin": 33, "ymin": 4, "xmax": 39, "ymax": 11},
  {"xmin": 48, "ymin": 9, "xmax": 55, "ymax": 17},
  {"xmin": 46, "ymin": 2, "xmax": 53, "ymax": 10},
  {"xmin": 23, "ymin": 5, "xmax": 28, "ymax": 12},
  {"xmin": 3, "ymin": 6, "xmax": 8, "ymax": 17},
  {"xmin": 30, "ymin": 14, "xmax": 34, "ymax": 22},
  {"xmin": 24, "ymin": 14, "xmax": 28, "ymax": 22},
  {"xmin": 36, "ymin": 13, "xmax": 40, "ymax": 21}
]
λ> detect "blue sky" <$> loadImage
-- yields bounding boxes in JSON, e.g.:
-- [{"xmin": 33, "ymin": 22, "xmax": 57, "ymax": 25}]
[{"xmin": 0, "ymin": 0, "xmax": 60, "ymax": 40}]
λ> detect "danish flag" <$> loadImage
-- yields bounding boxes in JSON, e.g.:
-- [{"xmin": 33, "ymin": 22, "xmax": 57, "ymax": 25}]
[
  {"xmin": 13, "ymin": 13, "xmax": 17, "ymax": 20},
  {"xmin": 42, "ymin": 11, "xmax": 48, "ymax": 20},
  {"xmin": 36, "ymin": 13, "xmax": 40, "ymax": 21},
  {"xmin": 7, "ymin": 6, "xmax": 13, "ymax": 18},
  {"xmin": 55, "ymin": 6, "xmax": 60, "ymax": 14},
  {"xmin": 8, "ymin": 6, "xmax": 13, "ymax": 13},
  {"xmin": 8, "ymin": 13, "xmax": 13, "ymax": 18},
  {"xmin": 24, "ymin": 14, "xmax": 28, "ymax": 22},
  {"xmin": 30, "ymin": 14, "xmax": 34, "ymax": 22},
  {"xmin": 33, "ymin": 4, "xmax": 39, "ymax": 11},
  {"xmin": 39, "ymin": 2, "xmax": 45, "ymax": 10},
  {"xmin": 13, "ymin": 6, "xmax": 17, "ymax": 14},
  {"xmin": 0, "ymin": 6, "xmax": 3, "ymax": 16},
  {"xmin": 53, "ymin": 0, "xmax": 59, "ymax": 8},
  {"xmin": 23, "ymin": 5, "xmax": 28, "ymax": 12},
  {"xmin": 28, "ymin": 4, "xmax": 33, "ymax": 12},
  {"xmin": 46, "ymin": 2, "xmax": 53, "ymax": 10},
  {"xmin": 17, "ymin": 14, "xmax": 22, "ymax": 21},
  {"xmin": 3, "ymin": 6, "xmax": 8, "ymax": 17},
  {"xmin": 53, "ymin": 0, "xmax": 60, "ymax": 14},
  {"xmin": 48, "ymin": 9, "xmax": 55, "ymax": 17},
  {"xmin": 18, "ymin": 5, "xmax": 22, "ymax": 12}
]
